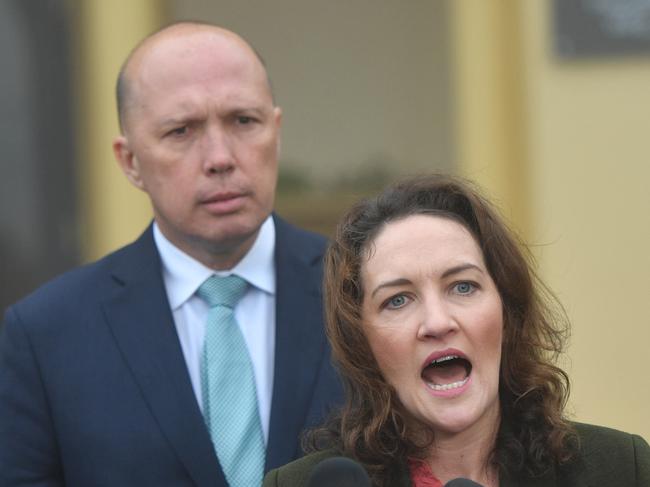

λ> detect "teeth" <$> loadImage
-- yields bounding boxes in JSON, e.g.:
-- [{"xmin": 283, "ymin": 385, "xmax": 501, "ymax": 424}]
[
  {"xmin": 426, "ymin": 376, "xmax": 469, "ymax": 391},
  {"xmin": 430, "ymin": 354, "xmax": 460, "ymax": 365}
]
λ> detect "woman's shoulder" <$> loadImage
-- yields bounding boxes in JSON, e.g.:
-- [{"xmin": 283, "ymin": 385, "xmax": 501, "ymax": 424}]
[
  {"xmin": 263, "ymin": 449, "xmax": 341, "ymax": 487},
  {"xmin": 573, "ymin": 421, "xmax": 649, "ymax": 453},
  {"xmin": 562, "ymin": 422, "xmax": 650, "ymax": 485}
]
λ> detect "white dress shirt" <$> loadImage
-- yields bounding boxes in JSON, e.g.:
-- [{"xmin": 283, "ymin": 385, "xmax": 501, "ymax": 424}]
[{"xmin": 153, "ymin": 217, "xmax": 276, "ymax": 444}]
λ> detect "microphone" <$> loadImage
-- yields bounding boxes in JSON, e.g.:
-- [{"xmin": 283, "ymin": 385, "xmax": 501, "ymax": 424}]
[
  {"xmin": 444, "ymin": 479, "xmax": 484, "ymax": 487},
  {"xmin": 307, "ymin": 456, "xmax": 371, "ymax": 487}
]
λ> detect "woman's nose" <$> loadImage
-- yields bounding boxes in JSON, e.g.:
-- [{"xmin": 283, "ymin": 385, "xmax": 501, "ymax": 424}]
[{"xmin": 417, "ymin": 296, "xmax": 459, "ymax": 340}]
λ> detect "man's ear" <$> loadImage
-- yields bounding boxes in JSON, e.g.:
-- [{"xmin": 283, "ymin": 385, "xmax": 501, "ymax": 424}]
[
  {"xmin": 273, "ymin": 106, "xmax": 283, "ymax": 156},
  {"xmin": 113, "ymin": 135, "xmax": 145, "ymax": 190},
  {"xmin": 273, "ymin": 106, "xmax": 283, "ymax": 131}
]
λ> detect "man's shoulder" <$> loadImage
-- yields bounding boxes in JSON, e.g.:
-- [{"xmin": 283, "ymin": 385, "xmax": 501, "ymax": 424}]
[
  {"xmin": 272, "ymin": 215, "xmax": 328, "ymax": 273},
  {"xmin": 5, "ymin": 227, "xmax": 156, "ymax": 323},
  {"xmin": 273, "ymin": 215, "xmax": 327, "ymax": 251}
]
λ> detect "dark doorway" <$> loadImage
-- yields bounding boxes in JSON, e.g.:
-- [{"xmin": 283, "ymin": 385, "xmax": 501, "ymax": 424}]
[{"xmin": 0, "ymin": 0, "xmax": 79, "ymax": 313}]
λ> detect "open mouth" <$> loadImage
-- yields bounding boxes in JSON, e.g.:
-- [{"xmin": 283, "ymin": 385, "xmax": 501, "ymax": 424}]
[{"xmin": 421, "ymin": 355, "xmax": 472, "ymax": 391}]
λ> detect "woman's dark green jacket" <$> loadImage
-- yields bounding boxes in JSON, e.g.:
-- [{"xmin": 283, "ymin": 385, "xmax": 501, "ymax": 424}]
[{"xmin": 263, "ymin": 423, "xmax": 650, "ymax": 487}]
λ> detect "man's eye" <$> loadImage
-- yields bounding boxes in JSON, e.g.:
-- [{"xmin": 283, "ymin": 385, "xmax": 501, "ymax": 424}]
[
  {"xmin": 168, "ymin": 126, "xmax": 188, "ymax": 136},
  {"xmin": 454, "ymin": 282, "xmax": 476, "ymax": 295},
  {"xmin": 386, "ymin": 294, "xmax": 408, "ymax": 309},
  {"xmin": 237, "ymin": 116, "xmax": 254, "ymax": 125}
]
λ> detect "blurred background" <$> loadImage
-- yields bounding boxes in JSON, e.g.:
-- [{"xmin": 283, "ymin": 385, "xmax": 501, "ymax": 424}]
[{"xmin": 1, "ymin": 0, "xmax": 648, "ymax": 441}]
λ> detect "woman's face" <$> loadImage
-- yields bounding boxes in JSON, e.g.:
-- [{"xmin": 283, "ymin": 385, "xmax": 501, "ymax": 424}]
[{"xmin": 361, "ymin": 214, "xmax": 503, "ymax": 440}]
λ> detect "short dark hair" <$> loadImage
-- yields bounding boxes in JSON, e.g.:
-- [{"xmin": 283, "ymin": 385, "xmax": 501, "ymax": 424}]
[{"xmin": 308, "ymin": 174, "xmax": 577, "ymax": 485}]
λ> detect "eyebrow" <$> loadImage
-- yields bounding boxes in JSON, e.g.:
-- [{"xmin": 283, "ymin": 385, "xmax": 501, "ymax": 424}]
[
  {"xmin": 370, "ymin": 278, "xmax": 412, "ymax": 299},
  {"xmin": 441, "ymin": 263, "xmax": 484, "ymax": 279},
  {"xmin": 369, "ymin": 263, "xmax": 484, "ymax": 299},
  {"xmin": 159, "ymin": 105, "xmax": 267, "ymax": 126},
  {"xmin": 231, "ymin": 106, "xmax": 266, "ymax": 114},
  {"xmin": 159, "ymin": 116, "xmax": 195, "ymax": 128}
]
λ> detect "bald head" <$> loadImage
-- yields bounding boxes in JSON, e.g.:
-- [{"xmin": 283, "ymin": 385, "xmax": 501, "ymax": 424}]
[
  {"xmin": 111, "ymin": 20, "xmax": 283, "ymax": 269},
  {"xmin": 116, "ymin": 21, "xmax": 273, "ymax": 133}
]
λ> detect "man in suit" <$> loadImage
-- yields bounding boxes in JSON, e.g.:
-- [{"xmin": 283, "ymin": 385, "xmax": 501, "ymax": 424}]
[{"xmin": 0, "ymin": 22, "xmax": 343, "ymax": 486}]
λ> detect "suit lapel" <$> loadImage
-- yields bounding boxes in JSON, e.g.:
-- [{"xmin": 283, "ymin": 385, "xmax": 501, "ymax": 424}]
[
  {"xmin": 102, "ymin": 227, "xmax": 227, "ymax": 487},
  {"xmin": 266, "ymin": 217, "xmax": 329, "ymax": 470}
]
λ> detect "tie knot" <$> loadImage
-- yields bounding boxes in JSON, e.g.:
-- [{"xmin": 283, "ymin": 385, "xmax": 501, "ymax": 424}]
[{"xmin": 197, "ymin": 275, "xmax": 248, "ymax": 308}]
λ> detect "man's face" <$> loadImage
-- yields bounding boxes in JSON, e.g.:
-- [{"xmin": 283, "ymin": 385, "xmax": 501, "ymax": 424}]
[{"xmin": 114, "ymin": 29, "xmax": 282, "ymax": 269}]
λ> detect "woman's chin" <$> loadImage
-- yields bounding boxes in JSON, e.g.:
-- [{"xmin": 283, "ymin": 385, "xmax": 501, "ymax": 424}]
[{"xmin": 417, "ymin": 400, "xmax": 500, "ymax": 440}]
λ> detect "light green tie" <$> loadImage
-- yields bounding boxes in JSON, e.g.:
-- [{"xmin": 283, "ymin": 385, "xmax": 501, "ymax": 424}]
[{"xmin": 198, "ymin": 275, "xmax": 265, "ymax": 487}]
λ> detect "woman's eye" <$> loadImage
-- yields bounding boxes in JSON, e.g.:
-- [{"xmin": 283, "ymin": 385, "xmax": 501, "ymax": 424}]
[
  {"xmin": 386, "ymin": 294, "xmax": 408, "ymax": 309},
  {"xmin": 454, "ymin": 281, "xmax": 476, "ymax": 295}
]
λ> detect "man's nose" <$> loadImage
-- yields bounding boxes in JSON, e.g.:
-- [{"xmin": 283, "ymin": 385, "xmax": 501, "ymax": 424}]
[
  {"xmin": 201, "ymin": 125, "xmax": 235, "ymax": 175},
  {"xmin": 417, "ymin": 295, "xmax": 459, "ymax": 340}
]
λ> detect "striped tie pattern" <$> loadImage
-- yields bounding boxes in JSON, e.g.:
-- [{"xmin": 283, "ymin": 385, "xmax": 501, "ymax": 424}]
[{"xmin": 198, "ymin": 275, "xmax": 265, "ymax": 487}]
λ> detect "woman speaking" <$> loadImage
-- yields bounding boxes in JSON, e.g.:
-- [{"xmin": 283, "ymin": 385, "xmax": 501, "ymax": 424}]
[{"xmin": 264, "ymin": 175, "xmax": 650, "ymax": 486}]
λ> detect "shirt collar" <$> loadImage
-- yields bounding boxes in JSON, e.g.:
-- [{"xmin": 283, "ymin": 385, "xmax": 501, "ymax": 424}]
[{"xmin": 154, "ymin": 216, "xmax": 276, "ymax": 310}]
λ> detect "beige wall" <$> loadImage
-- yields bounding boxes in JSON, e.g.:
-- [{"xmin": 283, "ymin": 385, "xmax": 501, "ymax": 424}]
[
  {"xmin": 453, "ymin": 1, "xmax": 649, "ymax": 441},
  {"xmin": 521, "ymin": 1, "xmax": 650, "ymax": 440},
  {"xmin": 75, "ymin": 0, "xmax": 165, "ymax": 260},
  {"xmin": 450, "ymin": 0, "xmax": 528, "ymax": 233}
]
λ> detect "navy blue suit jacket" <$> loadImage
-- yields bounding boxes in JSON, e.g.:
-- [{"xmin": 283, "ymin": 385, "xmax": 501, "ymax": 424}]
[{"xmin": 0, "ymin": 216, "xmax": 343, "ymax": 486}]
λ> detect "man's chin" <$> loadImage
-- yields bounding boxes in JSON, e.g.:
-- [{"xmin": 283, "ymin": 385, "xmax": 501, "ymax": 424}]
[
  {"xmin": 195, "ymin": 223, "xmax": 264, "ymax": 268},
  {"xmin": 156, "ymin": 212, "xmax": 269, "ymax": 269}
]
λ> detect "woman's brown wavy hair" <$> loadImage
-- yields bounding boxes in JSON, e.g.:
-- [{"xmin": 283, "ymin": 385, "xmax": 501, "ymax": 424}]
[{"xmin": 306, "ymin": 174, "xmax": 577, "ymax": 485}]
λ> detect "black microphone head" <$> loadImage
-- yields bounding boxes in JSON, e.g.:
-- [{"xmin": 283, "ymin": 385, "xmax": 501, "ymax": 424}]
[
  {"xmin": 307, "ymin": 456, "xmax": 371, "ymax": 487},
  {"xmin": 444, "ymin": 478, "xmax": 485, "ymax": 487}
]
